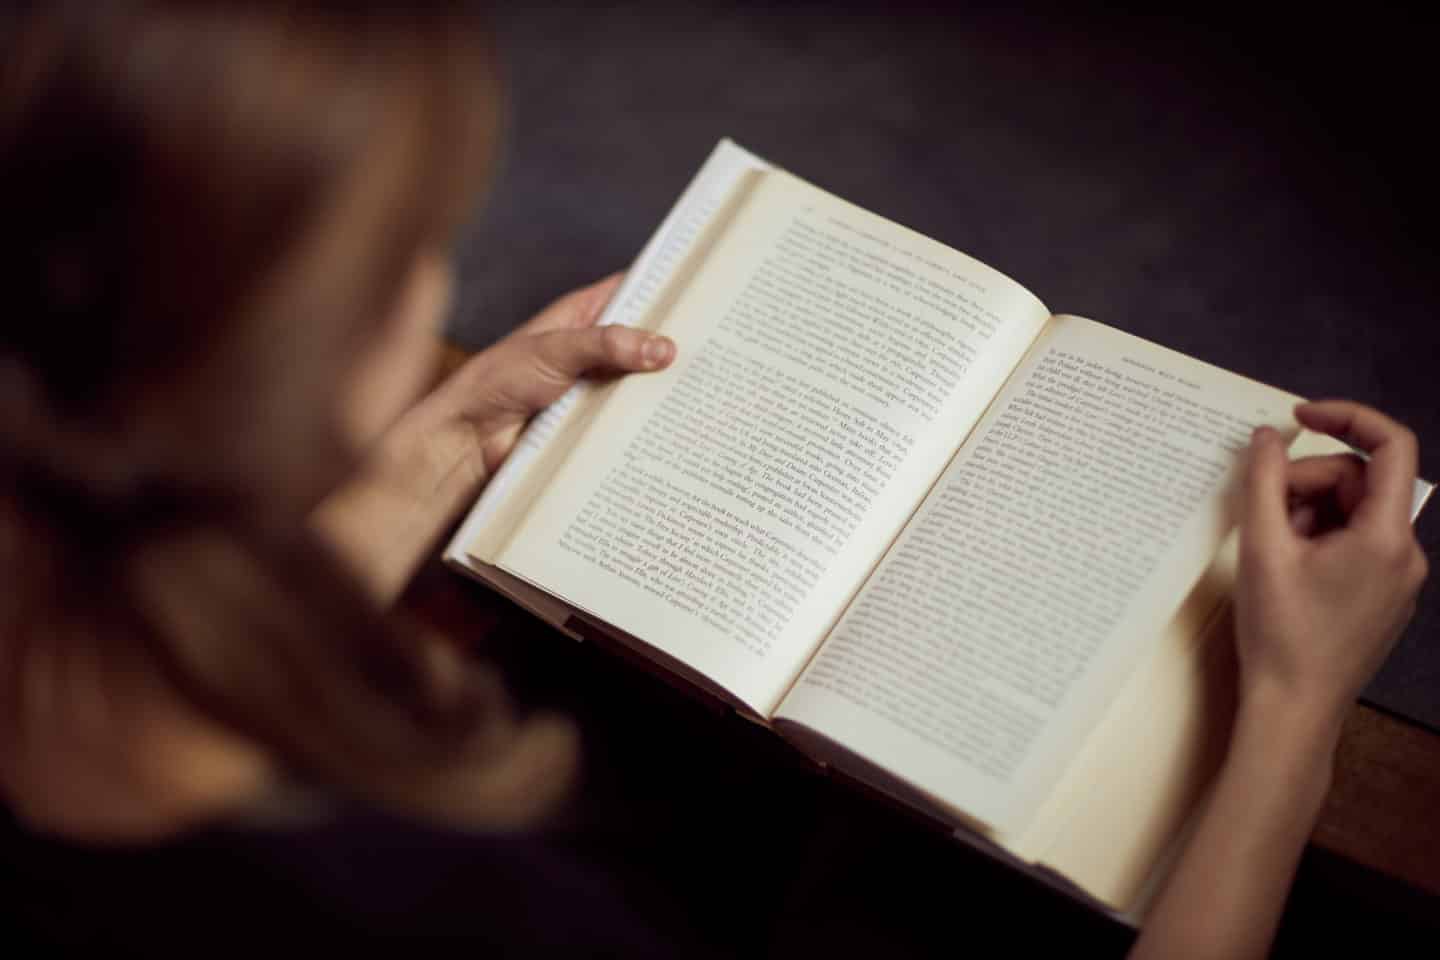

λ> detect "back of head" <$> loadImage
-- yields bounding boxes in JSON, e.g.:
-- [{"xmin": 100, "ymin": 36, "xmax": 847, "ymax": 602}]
[
  {"xmin": 0, "ymin": 0, "xmax": 577, "ymax": 838},
  {"xmin": 0, "ymin": 0, "xmax": 497, "ymax": 516}
]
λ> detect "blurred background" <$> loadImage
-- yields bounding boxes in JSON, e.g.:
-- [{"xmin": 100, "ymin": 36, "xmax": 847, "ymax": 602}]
[{"xmin": 450, "ymin": 2, "xmax": 1440, "ymax": 733}]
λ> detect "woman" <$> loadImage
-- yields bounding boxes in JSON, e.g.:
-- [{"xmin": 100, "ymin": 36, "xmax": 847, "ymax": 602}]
[
  {"xmin": 0, "ymin": 0, "xmax": 681, "ymax": 840},
  {"xmin": 0, "ymin": 2, "xmax": 1426, "ymax": 955}
]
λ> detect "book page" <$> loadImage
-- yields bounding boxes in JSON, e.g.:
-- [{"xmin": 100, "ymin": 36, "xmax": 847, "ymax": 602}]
[
  {"xmin": 776, "ymin": 315, "xmax": 1302, "ymax": 835},
  {"xmin": 497, "ymin": 170, "xmax": 1052, "ymax": 714},
  {"xmin": 1014, "ymin": 540, "xmax": 1241, "ymax": 912},
  {"xmin": 1015, "ymin": 428, "xmax": 1437, "ymax": 912},
  {"xmin": 444, "ymin": 139, "xmax": 772, "ymax": 568}
]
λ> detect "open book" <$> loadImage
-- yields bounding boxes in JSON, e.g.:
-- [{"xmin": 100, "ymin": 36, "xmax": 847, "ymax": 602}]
[{"xmin": 445, "ymin": 139, "xmax": 1435, "ymax": 921}]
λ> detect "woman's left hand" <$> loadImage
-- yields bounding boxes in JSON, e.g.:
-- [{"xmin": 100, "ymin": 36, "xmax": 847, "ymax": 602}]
[
  {"xmin": 429, "ymin": 272, "xmax": 674, "ymax": 475},
  {"xmin": 314, "ymin": 273, "xmax": 675, "ymax": 604}
]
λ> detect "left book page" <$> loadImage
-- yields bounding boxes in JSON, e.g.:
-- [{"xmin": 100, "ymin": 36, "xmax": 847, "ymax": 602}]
[
  {"xmin": 495, "ymin": 170, "xmax": 1052, "ymax": 715},
  {"xmin": 445, "ymin": 139, "xmax": 774, "ymax": 571}
]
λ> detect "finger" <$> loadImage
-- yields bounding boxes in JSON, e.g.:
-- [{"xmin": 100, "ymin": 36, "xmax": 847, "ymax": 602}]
[
  {"xmin": 1286, "ymin": 453, "xmax": 1367, "ymax": 516},
  {"xmin": 1241, "ymin": 425, "xmax": 1298, "ymax": 565},
  {"xmin": 531, "ymin": 324, "xmax": 674, "ymax": 378},
  {"xmin": 494, "ymin": 325, "xmax": 675, "ymax": 414},
  {"xmin": 507, "ymin": 273, "xmax": 626, "ymax": 339},
  {"xmin": 1295, "ymin": 400, "xmax": 1418, "ymax": 526},
  {"xmin": 1289, "ymin": 502, "xmax": 1317, "ymax": 536}
]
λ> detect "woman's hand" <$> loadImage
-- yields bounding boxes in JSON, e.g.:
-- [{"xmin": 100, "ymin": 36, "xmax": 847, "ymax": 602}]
[
  {"xmin": 1234, "ymin": 400, "xmax": 1428, "ymax": 741},
  {"xmin": 422, "ymin": 272, "xmax": 675, "ymax": 477},
  {"xmin": 1132, "ymin": 399, "xmax": 1427, "ymax": 960},
  {"xmin": 313, "ymin": 273, "xmax": 676, "ymax": 604}
]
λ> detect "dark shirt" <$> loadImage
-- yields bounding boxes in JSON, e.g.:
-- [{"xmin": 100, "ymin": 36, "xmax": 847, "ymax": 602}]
[{"xmin": 3, "ymin": 804, "xmax": 679, "ymax": 954}]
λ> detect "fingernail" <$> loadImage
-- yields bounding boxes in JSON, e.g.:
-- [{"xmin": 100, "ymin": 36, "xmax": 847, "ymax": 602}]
[
  {"xmin": 643, "ymin": 337, "xmax": 673, "ymax": 368},
  {"xmin": 1252, "ymin": 425, "xmax": 1274, "ymax": 446}
]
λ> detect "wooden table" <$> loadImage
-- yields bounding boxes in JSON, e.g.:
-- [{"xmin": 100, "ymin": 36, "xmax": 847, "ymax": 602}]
[{"xmin": 425, "ymin": 342, "xmax": 1440, "ymax": 905}]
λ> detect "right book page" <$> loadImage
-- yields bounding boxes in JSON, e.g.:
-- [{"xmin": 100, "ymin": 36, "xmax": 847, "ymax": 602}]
[
  {"xmin": 774, "ymin": 314, "xmax": 1303, "ymax": 839},
  {"xmin": 1011, "ymin": 429, "xmax": 1437, "ymax": 914}
]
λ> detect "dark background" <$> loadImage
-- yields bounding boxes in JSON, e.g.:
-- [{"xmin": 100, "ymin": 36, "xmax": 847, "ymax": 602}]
[{"xmin": 448, "ymin": 1, "xmax": 1440, "ymax": 732}]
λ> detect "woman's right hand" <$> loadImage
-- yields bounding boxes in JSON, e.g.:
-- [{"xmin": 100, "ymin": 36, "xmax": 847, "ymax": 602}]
[
  {"xmin": 1234, "ymin": 399, "xmax": 1428, "ymax": 741},
  {"xmin": 1131, "ymin": 401, "xmax": 1427, "ymax": 960}
]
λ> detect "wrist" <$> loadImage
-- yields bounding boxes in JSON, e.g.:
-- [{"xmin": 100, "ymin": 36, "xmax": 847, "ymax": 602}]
[
  {"xmin": 311, "ymin": 395, "xmax": 488, "ymax": 606},
  {"xmin": 365, "ymin": 391, "xmax": 490, "ymax": 512},
  {"xmin": 1237, "ymin": 677, "xmax": 1347, "ymax": 752},
  {"xmin": 1228, "ymin": 682, "xmax": 1342, "ymax": 809}
]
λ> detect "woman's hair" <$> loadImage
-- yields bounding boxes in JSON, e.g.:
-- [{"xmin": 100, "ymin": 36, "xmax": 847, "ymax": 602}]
[{"xmin": 0, "ymin": 1, "xmax": 577, "ymax": 831}]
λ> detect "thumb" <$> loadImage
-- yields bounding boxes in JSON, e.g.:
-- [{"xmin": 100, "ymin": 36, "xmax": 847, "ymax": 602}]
[
  {"xmin": 498, "ymin": 324, "xmax": 675, "ymax": 414},
  {"xmin": 506, "ymin": 272, "xmax": 626, "ymax": 339},
  {"xmin": 1240, "ymin": 426, "xmax": 1297, "ymax": 567}
]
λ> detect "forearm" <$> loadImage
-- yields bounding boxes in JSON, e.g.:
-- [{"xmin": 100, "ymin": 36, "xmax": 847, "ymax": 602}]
[
  {"xmin": 311, "ymin": 390, "xmax": 490, "ymax": 607},
  {"xmin": 1129, "ymin": 693, "xmax": 1341, "ymax": 960}
]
